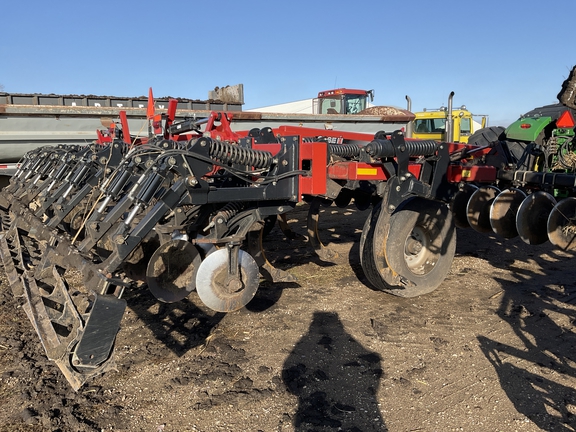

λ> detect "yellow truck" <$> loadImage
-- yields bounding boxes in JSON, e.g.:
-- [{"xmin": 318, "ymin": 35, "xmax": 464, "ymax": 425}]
[{"xmin": 409, "ymin": 92, "xmax": 487, "ymax": 143}]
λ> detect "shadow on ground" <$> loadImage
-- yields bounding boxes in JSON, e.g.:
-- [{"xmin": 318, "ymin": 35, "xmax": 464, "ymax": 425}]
[
  {"xmin": 458, "ymin": 229, "xmax": 576, "ymax": 431},
  {"xmin": 282, "ymin": 311, "xmax": 387, "ymax": 431}
]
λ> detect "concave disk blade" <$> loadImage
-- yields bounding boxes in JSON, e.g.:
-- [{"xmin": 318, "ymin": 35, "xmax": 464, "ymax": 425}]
[
  {"xmin": 547, "ymin": 197, "xmax": 576, "ymax": 250},
  {"xmin": 466, "ymin": 185, "xmax": 500, "ymax": 233},
  {"xmin": 450, "ymin": 184, "xmax": 478, "ymax": 229},
  {"xmin": 195, "ymin": 248, "xmax": 259, "ymax": 312},
  {"xmin": 489, "ymin": 188, "xmax": 526, "ymax": 238},
  {"xmin": 516, "ymin": 191, "xmax": 557, "ymax": 245},
  {"xmin": 146, "ymin": 239, "xmax": 201, "ymax": 303}
]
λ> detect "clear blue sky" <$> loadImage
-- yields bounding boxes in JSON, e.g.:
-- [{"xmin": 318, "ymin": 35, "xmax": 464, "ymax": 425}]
[{"xmin": 1, "ymin": 0, "xmax": 575, "ymax": 127}]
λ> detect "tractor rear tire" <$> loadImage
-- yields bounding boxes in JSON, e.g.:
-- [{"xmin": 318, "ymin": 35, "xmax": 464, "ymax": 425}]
[
  {"xmin": 558, "ymin": 65, "xmax": 576, "ymax": 109},
  {"xmin": 467, "ymin": 126, "xmax": 505, "ymax": 147},
  {"xmin": 469, "ymin": 126, "xmax": 532, "ymax": 170}
]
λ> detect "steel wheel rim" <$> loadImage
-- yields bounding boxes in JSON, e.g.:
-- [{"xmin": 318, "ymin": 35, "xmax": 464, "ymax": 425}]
[{"xmin": 403, "ymin": 225, "xmax": 437, "ymax": 275}]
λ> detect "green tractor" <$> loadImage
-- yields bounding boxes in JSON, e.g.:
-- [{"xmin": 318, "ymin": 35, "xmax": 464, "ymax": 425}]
[
  {"xmin": 468, "ymin": 65, "xmax": 576, "ymax": 175},
  {"xmin": 454, "ymin": 66, "xmax": 576, "ymax": 249}
]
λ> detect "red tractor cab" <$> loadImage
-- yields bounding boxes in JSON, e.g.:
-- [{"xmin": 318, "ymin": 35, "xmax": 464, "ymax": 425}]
[{"xmin": 316, "ymin": 88, "xmax": 374, "ymax": 114}]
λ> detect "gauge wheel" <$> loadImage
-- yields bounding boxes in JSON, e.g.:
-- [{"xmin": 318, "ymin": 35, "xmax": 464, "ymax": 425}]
[
  {"xmin": 360, "ymin": 199, "xmax": 402, "ymax": 292},
  {"xmin": 360, "ymin": 200, "xmax": 387, "ymax": 289},
  {"xmin": 380, "ymin": 198, "xmax": 456, "ymax": 297}
]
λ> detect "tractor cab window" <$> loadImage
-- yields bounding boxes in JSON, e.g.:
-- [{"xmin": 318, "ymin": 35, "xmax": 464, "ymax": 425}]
[
  {"xmin": 344, "ymin": 95, "xmax": 367, "ymax": 114},
  {"xmin": 319, "ymin": 94, "xmax": 368, "ymax": 114},
  {"xmin": 460, "ymin": 117, "xmax": 471, "ymax": 134},
  {"xmin": 320, "ymin": 98, "xmax": 343, "ymax": 114}
]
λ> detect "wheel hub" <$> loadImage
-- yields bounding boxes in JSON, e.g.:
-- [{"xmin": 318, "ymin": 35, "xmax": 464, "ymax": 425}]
[
  {"xmin": 404, "ymin": 226, "xmax": 432, "ymax": 273},
  {"xmin": 405, "ymin": 235, "xmax": 423, "ymax": 255}
]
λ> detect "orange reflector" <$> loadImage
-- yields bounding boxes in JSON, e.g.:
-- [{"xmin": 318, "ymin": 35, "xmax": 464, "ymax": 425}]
[
  {"xmin": 557, "ymin": 110, "xmax": 575, "ymax": 128},
  {"xmin": 520, "ymin": 123, "xmax": 531, "ymax": 129},
  {"xmin": 357, "ymin": 168, "xmax": 378, "ymax": 176},
  {"xmin": 0, "ymin": 165, "xmax": 7, "ymax": 169}
]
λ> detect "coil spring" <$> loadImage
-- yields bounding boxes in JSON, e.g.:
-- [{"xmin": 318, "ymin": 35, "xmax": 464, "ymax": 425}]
[
  {"xmin": 212, "ymin": 202, "xmax": 244, "ymax": 225},
  {"xmin": 210, "ymin": 140, "xmax": 274, "ymax": 169},
  {"xmin": 329, "ymin": 144, "xmax": 362, "ymax": 158},
  {"xmin": 365, "ymin": 139, "xmax": 438, "ymax": 158}
]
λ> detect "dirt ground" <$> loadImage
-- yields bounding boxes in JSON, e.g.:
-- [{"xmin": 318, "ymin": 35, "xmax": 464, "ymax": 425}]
[{"xmin": 0, "ymin": 203, "xmax": 576, "ymax": 432}]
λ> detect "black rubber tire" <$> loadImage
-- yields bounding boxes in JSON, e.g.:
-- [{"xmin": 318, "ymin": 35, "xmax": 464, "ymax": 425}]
[
  {"xmin": 558, "ymin": 65, "xmax": 576, "ymax": 109},
  {"xmin": 361, "ymin": 199, "xmax": 406, "ymax": 293},
  {"xmin": 381, "ymin": 198, "xmax": 456, "ymax": 297},
  {"xmin": 467, "ymin": 126, "xmax": 505, "ymax": 147},
  {"xmin": 468, "ymin": 126, "xmax": 531, "ymax": 169},
  {"xmin": 360, "ymin": 200, "xmax": 388, "ymax": 289}
]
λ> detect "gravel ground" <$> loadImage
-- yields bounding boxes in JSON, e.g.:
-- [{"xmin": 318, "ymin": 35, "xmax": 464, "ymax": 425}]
[{"xmin": 0, "ymin": 204, "xmax": 575, "ymax": 431}]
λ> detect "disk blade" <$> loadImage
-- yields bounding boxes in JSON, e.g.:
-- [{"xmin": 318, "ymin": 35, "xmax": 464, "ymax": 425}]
[
  {"xmin": 195, "ymin": 248, "xmax": 259, "ymax": 312},
  {"xmin": 146, "ymin": 240, "xmax": 201, "ymax": 303},
  {"xmin": 489, "ymin": 188, "xmax": 526, "ymax": 238},
  {"xmin": 547, "ymin": 197, "xmax": 576, "ymax": 250},
  {"xmin": 451, "ymin": 184, "xmax": 478, "ymax": 229},
  {"xmin": 516, "ymin": 191, "xmax": 557, "ymax": 245},
  {"xmin": 466, "ymin": 185, "xmax": 500, "ymax": 233}
]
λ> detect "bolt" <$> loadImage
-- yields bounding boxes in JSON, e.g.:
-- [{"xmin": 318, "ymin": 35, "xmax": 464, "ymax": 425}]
[
  {"xmin": 282, "ymin": 160, "xmax": 288, "ymax": 166},
  {"xmin": 396, "ymin": 186, "xmax": 401, "ymax": 192},
  {"xmin": 389, "ymin": 205, "xmax": 396, "ymax": 211}
]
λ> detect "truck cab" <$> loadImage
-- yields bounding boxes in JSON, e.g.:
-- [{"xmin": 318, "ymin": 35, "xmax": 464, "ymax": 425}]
[
  {"xmin": 315, "ymin": 89, "xmax": 374, "ymax": 115},
  {"xmin": 412, "ymin": 106, "xmax": 486, "ymax": 143}
]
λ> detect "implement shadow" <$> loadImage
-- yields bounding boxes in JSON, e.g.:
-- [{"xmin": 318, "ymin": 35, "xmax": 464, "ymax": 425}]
[
  {"xmin": 458, "ymin": 228, "xmax": 576, "ymax": 430},
  {"xmin": 123, "ymin": 289, "xmax": 225, "ymax": 357},
  {"xmin": 282, "ymin": 311, "xmax": 387, "ymax": 431},
  {"xmin": 264, "ymin": 202, "xmax": 370, "ymax": 270}
]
